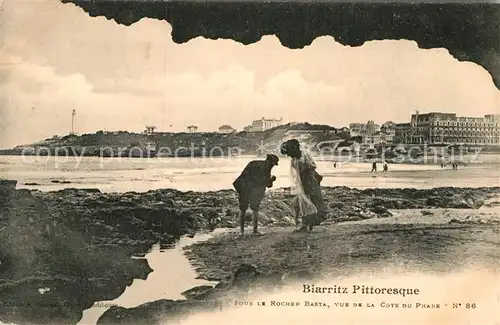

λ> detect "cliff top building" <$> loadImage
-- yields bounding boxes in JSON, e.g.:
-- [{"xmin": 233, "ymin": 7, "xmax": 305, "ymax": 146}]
[
  {"xmin": 245, "ymin": 117, "xmax": 284, "ymax": 132},
  {"xmin": 218, "ymin": 125, "xmax": 235, "ymax": 134},
  {"xmin": 144, "ymin": 126, "xmax": 157, "ymax": 134},
  {"xmin": 187, "ymin": 125, "xmax": 198, "ymax": 133}
]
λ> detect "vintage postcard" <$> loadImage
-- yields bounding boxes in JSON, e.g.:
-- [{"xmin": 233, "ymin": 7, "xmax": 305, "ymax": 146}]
[{"xmin": 1, "ymin": 0, "xmax": 499, "ymax": 325}]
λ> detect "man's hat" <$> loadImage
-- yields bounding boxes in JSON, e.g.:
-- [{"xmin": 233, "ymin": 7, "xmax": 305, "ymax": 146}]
[{"xmin": 266, "ymin": 153, "xmax": 279, "ymax": 165}]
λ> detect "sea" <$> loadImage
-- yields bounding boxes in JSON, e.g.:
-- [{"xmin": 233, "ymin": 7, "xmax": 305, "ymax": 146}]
[{"xmin": 1, "ymin": 154, "xmax": 499, "ymax": 193}]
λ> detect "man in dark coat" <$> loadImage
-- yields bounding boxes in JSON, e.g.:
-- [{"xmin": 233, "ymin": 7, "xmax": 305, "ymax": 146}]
[{"xmin": 233, "ymin": 154, "xmax": 279, "ymax": 236}]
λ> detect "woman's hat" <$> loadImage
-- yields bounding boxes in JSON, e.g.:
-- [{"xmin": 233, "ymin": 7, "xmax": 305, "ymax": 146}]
[{"xmin": 280, "ymin": 139, "xmax": 300, "ymax": 155}]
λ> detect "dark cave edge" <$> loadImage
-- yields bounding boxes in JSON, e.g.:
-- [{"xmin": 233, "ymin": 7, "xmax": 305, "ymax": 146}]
[{"xmin": 60, "ymin": 1, "xmax": 500, "ymax": 89}]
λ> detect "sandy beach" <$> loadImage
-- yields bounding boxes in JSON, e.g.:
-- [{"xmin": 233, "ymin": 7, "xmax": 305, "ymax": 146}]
[{"xmin": 95, "ymin": 205, "xmax": 500, "ymax": 325}]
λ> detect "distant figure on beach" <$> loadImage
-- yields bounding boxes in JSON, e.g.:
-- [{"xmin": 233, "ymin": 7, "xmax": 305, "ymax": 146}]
[
  {"xmin": 281, "ymin": 139, "xmax": 327, "ymax": 233},
  {"xmin": 233, "ymin": 154, "xmax": 279, "ymax": 236},
  {"xmin": 333, "ymin": 162, "xmax": 337, "ymax": 168},
  {"xmin": 371, "ymin": 161, "xmax": 377, "ymax": 173},
  {"xmin": 383, "ymin": 162, "xmax": 388, "ymax": 173}
]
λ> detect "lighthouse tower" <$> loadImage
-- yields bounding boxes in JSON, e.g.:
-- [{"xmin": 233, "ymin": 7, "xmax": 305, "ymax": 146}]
[{"xmin": 71, "ymin": 109, "xmax": 76, "ymax": 135}]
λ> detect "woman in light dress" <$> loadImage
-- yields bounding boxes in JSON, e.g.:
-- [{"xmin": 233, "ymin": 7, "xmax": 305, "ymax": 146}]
[{"xmin": 280, "ymin": 139, "xmax": 327, "ymax": 232}]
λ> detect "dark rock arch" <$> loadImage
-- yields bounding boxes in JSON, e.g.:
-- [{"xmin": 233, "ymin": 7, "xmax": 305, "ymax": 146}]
[{"xmin": 61, "ymin": 1, "xmax": 500, "ymax": 89}]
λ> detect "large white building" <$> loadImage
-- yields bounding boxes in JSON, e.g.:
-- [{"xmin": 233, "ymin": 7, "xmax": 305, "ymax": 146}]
[
  {"xmin": 244, "ymin": 117, "xmax": 284, "ymax": 132},
  {"xmin": 394, "ymin": 112, "xmax": 500, "ymax": 145}
]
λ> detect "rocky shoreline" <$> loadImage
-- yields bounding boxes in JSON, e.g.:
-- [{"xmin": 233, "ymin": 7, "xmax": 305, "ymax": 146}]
[{"xmin": 1, "ymin": 179, "xmax": 499, "ymax": 325}]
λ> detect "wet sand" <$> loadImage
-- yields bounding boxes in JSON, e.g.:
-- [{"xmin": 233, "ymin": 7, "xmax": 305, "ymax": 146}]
[
  {"xmin": 185, "ymin": 209, "xmax": 500, "ymax": 281},
  {"xmin": 95, "ymin": 207, "xmax": 500, "ymax": 325}
]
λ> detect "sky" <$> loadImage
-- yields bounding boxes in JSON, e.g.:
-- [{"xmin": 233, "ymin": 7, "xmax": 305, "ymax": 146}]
[{"xmin": 0, "ymin": 0, "xmax": 499, "ymax": 148}]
